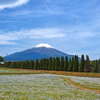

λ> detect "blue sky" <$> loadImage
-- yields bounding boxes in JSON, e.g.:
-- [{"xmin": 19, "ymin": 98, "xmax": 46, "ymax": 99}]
[{"xmin": 0, "ymin": 0, "xmax": 100, "ymax": 60}]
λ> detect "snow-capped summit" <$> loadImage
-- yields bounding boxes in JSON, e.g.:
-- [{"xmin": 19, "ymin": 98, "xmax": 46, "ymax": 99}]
[{"xmin": 35, "ymin": 43, "xmax": 53, "ymax": 48}]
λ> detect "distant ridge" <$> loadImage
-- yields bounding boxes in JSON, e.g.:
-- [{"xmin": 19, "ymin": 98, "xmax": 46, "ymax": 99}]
[{"xmin": 4, "ymin": 43, "xmax": 74, "ymax": 61}]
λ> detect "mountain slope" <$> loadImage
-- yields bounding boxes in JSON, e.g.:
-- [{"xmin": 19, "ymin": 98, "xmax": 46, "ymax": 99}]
[{"xmin": 4, "ymin": 44, "xmax": 74, "ymax": 61}]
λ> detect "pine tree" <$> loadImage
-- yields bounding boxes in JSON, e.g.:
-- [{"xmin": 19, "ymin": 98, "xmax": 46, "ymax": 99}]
[
  {"xmin": 31, "ymin": 60, "xmax": 34, "ymax": 69},
  {"xmin": 43, "ymin": 59, "xmax": 46, "ymax": 70},
  {"xmin": 55, "ymin": 57, "xmax": 60, "ymax": 71},
  {"xmin": 42, "ymin": 59, "xmax": 45, "ymax": 70},
  {"xmin": 28, "ymin": 60, "xmax": 34, "ymax": 69},
  {"xmin": 80, "ymin": 55, "xmax": 85, "ymax": 72},
  {"xmin": 68, "ymin": 57, "xmax": 74, "ymax": 71},
  {"xmin": 64, "ymin": 56, "xmax": 68, "ymax": 71},
  {"xmin": 44, "ymin": 58, "xmax": 49, "ymax": 70},
  {"xmin": 73, "ymin": 55, "xmax": 79, "ymax": 72},
  {"xmin": 68, "ymin": 58, "xmax": 73, "ymax": 71},
  {"xmin": 20, "ymin": 61, "xmax": 23, "ymax": 69},
  {"xmin": 84, "ymin": 55, "xmax": 91, "ymax": 72},
  {"xmin": 0, "ymin": 56, "xmax": 4, "ymax": 62},
  {"xmin": 94, "ymin": 60, "xmax": 98, "ymax": 73},
  {"xmin": 41, "ymin": 58, "xmax": 46, "ymax": 70},
  {"xmin": 23, "ymin": 61, "xmax": 26, "ymax": 69},
  {"xmin": 7, "ymin": 61, "xmax": 12, "ymax": 68},
  {"xmin": 68, "ymin": 61, "xmax": 72, "ymax": 71},
  {"xmin": 49, "ymin": 57, "xmax": 52, "ymax": 70},
  {"xmin": 98, "ymin": 59, "xmax": 100, "ymax": 65},
  {"xmin": 25, "ymin": 60, "xmax": 29, "ymax": 69},
  {"xmin": 39, "ymin": 59, "xmax": 42, "ymax": 70},
  {"xmin": 52, "ymin": 57, "xmax": 55, "ymax": 70},
  {"xmin": 11, "ymin": 62, "xmax": 15, "ymax": 68},
  {"xmin": 35, "ymin": 59, "xmax": 39, "ymax": 70},
  {"xmin": 60, "ymin": 56, "xmax": 64, "ymax": 71},
  {"xmin": 17, "ymin": 61, "xmax": 21, "ymax": 68}
]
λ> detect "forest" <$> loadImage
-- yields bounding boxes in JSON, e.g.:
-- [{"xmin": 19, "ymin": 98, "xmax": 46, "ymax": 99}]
[{"xmin": 3, "ymin": 55, "xmax": 100, "ymax": 73}]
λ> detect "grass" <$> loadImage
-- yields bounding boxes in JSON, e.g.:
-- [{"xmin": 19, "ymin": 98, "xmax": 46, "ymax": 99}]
[
  {"xmin": 0, "ymin": 74, "xmax": 100, "ymax": 100},
  {"xmin": 0, "ymin": 67, "xmax": 42, "ymax": 75},
  {"xmin": 64, "ymin": 76, "xmax": 100, "ymax": 90},
  {"xmin": 0, "ymin": 67, "xmax": 100, "ymax": 99},
  {"xmin": 1, "ymin": 67, "xmax": 100, "ymax": 78}
]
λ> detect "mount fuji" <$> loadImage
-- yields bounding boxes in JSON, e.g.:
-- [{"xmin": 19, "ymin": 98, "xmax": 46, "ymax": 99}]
[{"xmin": 4, "ymin": 43, "xmax": 74, "ymax": 61}]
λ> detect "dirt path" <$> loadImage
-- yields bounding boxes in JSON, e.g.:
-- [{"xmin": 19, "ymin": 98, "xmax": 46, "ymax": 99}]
[{"xmin": 62, "ymin": 77, "xmax": 100, "ymax": 94}]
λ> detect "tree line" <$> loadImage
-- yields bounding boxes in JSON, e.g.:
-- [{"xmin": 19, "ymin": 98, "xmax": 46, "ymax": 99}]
[{"xmin": 3, "ymin": 55, "xmax": 99, "ymax": 73}]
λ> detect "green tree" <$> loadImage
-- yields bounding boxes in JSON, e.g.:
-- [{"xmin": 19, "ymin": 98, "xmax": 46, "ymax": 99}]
[
  {"xmin": 68, "ymin": 61, "xmax": 72, "ymax": 71},
  {"xmin": 84, "ymin": 55, "xmax": 91, "ymax": 72},
  {"xmin": 68, "ymin": 57, "xmax": 74, "ymax": 71},
  {"xmin": 43, "ymin": 59, "xmax": 46, "ymax": 70},
  {"xmin": 42, "ymin": 59, "xmax": 45, "ymax": 70},
  {"xmin": 35, "ymin": 59, "xmax": 39, "ymax": 70},
  {"xmin": 98, "ymin": 59, "xmax": 100, "ymax": 67},
  {"xmin": 0, "ymin": 56, "xmax": 4, "ymax": 62},
  {"xmin": 64, "ymin": 56, "xmax": 69, "ymax": 71},
  {"xmin": 55, "ymin": 57, "xmax": 60, "ymax": 71},
  {"xmin": 4, "ymin": 61, "xmax": 12, "ymax": 68},
  {"xmin": 39, "ymin": 59, "xmax": 42, "ymax": 70},
  {"xmin": 49, "ymin": 57, "xmax": 52, "ymax": 70},
  {"xmin": 20, "ymin": 61, "xmax": 23, "ymax": 69},
  {"xmin": 12, "ymin": 61, "xmax": 17, "ymax": 68},
  {"xmin": 60, "ymin": 56, "xmax": 64, "ymax": 71},
  {"xmin": 73, "ymin": 55, "xmax": 79, "ymax": 72},
  {"xmin": 46, "ymin": 58, "xmax": 49, "ymax": 70},
  {"xmin": 67, "ymin": 58, "xmax": 72, "ymax": 71},
  {"xmin": 94, "ymin": 60, "xmax": 98, "ymax": 73},
  {"xmin": 23, "ymin": 61, "xmax": 26, "ymax": 69},
  {"xmin": 25, "ymin": 61, "xmax": 29, "ymax": 69},
  {"xmin": 80, "ymin": 55, "xmax": 85, "ymax": 72},
  {"xmin": 27, "ymin": 60, "xmax": 34, "ymax": 69},
  {"xmin": 31, "ymin": 60, "xmax": 34, "ymax": 69},
  {"xmin": 52, "ymin": 57, "xmax": 55, "ymax": 70}
]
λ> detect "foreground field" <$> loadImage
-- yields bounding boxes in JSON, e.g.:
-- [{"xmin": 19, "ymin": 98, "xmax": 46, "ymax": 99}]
[
  {"xmin": 0, "ymin": 67, "xmax": 100, "ymax": 100},
  {"xmin": 0, "ymin": 74, "xmax": 100, "ymax": 100}
]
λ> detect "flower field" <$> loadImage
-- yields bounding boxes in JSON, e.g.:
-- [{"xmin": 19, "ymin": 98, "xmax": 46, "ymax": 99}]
[
  {"xmin": 0, "ymin": 73, "xmax": 100, "ymax": 100},
  {"xmin": 65, "ymin": 76, "xmax": 100, "ymax": 90}
]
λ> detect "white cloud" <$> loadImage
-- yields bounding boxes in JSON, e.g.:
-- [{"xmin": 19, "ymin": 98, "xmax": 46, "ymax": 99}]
[
  {"xmin": 0, "ymin": 0, "xmax": 29, "ymax": 10},
  {"xmin": 11, "ymin": 7, "xmax": 66, "ymax": 17},
  {"xmin": 0, "ymin": 40, "xmax": 15, "ymax": 45},
  {"xmin": 0, "ymin": 28, "xmax": 66, "ymax": 45}
]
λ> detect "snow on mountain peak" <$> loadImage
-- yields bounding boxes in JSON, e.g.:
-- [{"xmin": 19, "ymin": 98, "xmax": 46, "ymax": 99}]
[{"xmin": 35, "ymin": 43, "xmax": 53, "ymax": 48}]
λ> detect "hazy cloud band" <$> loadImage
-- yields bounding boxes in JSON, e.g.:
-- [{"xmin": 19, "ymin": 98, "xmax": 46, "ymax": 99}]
[
  {"xmin": 0, "ymin": 28, "xmax": 66, "ymax": 44},
  {"xmin": 0, "ymin": 0, "xmax": 29, "ymax": 10}
]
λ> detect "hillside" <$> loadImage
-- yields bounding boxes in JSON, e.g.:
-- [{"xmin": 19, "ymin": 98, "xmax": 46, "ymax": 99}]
[{"xmin": 4, "ymin": 43, "xmax": 74, "ymax": 61}]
